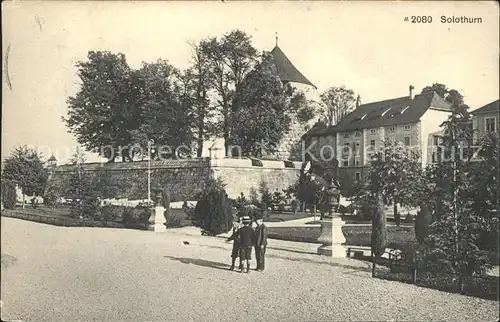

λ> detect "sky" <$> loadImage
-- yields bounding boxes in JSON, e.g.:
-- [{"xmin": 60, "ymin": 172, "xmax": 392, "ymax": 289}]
[{"xmin": 2, "ymin": 1, "xmax": 499, "ymax": 164}]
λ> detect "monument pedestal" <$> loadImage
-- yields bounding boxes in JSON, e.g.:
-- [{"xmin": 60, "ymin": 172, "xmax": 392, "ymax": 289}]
[
  {"xmin": 317, "ymin": 215, "xmax": 346, "ymax": 257},
  {"xmin": 149, "ymin": 206, "xmax": 166, "ymax": 233}
]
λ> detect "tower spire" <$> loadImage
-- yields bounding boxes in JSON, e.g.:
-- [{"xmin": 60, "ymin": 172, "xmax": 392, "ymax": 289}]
[{"xmin": 275, "ymin": 32, "xmax": 278, "ymax": 46}]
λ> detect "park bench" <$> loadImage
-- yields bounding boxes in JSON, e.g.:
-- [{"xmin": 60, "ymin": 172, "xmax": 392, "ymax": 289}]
[{"xmin": 346, "ymin": 246, "xmax": 371, "ymax": 258}]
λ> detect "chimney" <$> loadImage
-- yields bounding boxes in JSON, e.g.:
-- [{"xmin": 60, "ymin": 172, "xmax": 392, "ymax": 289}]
[
  {"xmin": 409, "ymin": 85, "xmax": 415, "ymax": 100},
  {"xmin": 356, "ymin": 95, "xmax": 361, "ymax": 108}
]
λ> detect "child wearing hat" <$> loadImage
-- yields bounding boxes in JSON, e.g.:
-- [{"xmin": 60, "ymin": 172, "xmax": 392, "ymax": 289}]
[
  {"xmin": 226, "ymin": 217, "xmax": 243, "ymax": 270},
  {"xmin": 229, "ymin": 215, "xmax": 254, "ymax": 273}
]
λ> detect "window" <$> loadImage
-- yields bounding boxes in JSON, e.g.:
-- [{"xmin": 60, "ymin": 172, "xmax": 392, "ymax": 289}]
[
  {"xmin": 355, "ymin": 131, "xmax": 362, "ymax": 137},
  {"xmin": 404, "ymin": 136, "xmax": 411, "ymax": 146},
  {"xmin": 389, "ymin": 126, "xmax": 396, "ymax": 132},
  {"xmin": 355, "ymin": 172, "xmax": 361, "ymax": 181},
  {"xmin": 354, "ymin": 142, "xmax": 360, "ymax": 153},
  {"xmin": 370, "ymin": 140, "xmax": 376, "ymax": 148},
  {"xmin": 355, "ymin": 156, "xmax": 360, "ymax": 166},
  {"xmin": 342, "ymin": 142, "xmax": 350, "ymax": 155},
  {"xmin": 485, "ymin": 117, "xmax": 496, "ymax": 133},
  {"xmin": 370, "ymin": 128, "xmax": 378, "ymax": 134},
  {"xmin": 403, "ymin": 124, "xmax": 411, "ymax": 131},
  {"xmin": 343, "ymin": 133, "xmax": 350, "ymax": 138},
  {"xmin": 433, "ymin": 135, "xmax": 440, "ymax": 146},
  {"xmin": 343, "ymin": 160, "xmax": 349, "ymax": 167}
]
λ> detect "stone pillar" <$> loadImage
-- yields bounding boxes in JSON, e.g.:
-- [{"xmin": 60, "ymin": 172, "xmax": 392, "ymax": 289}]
[
  {"xmin": 153, "ymin": 205, "xmax": 166, "ymax": 232},
  {"xmin": 317, "ymin": 220, "xmax": 332, "ymax": 255},
  {"xmin": 331, "ymin": 216, "xmax": 346, "ymax": 257},
  {"xmin": 149, "ymin": 189, "xmax": 166, "ymax": 232},
  {"xmin": 317, "ymin": 217, "xmax": 347, "ymax": 257}
]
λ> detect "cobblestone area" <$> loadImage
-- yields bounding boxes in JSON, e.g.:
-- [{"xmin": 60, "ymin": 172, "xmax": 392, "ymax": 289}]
[{"xmin": 1, "ymin": 217, "xmax": 498, "ymax": 321}]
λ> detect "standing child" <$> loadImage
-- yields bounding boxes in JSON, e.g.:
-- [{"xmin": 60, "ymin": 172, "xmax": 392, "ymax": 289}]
[
  {"xmin": 235, "ymin": 216, "xmax": 254, "ymax": 273},
  {"xmin": 254, "ymin": 216, "xmax": 268, "ymax": 272},
  {"xmin": 226, "ymin": 217, "xmax": 243, "ymax": 270}
]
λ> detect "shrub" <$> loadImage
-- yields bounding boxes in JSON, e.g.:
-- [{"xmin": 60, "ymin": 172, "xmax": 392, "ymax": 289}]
[
  {"xmin": 415, "ymin": 203, "xmax": 432, "ymax": 244},
  {"xmin": 43, "ymin": 187, "xmax": 60, "ymax": 208},
  {"xmin": 101, "ymin": 205, "xmax": 124, "ymax": 221},
  {"xmin": 138, "ymin": 207, "xmax": 152, "ymax": 228},
  {"xmin": 193, "ymin": 178, "xmax": 233, "ymax": 235},
  {"xmin": 258, "ymin": 181, "xmax": 272, "ymax": 209},
  {"xmin": 371, "ymin": 194, "xmax": 387, "ymax": 258},
  {"xmin": 235, "ymin": 192, "xmax": 249, "ymax": 209},
  {"xmin": 1, "ymin": 181, "xmax": 17, "ymax": 210},
  {"xmin": 251, "ymin": 158, "xmax": 263, "ymax": 167},
  {"xmin": 165, "ymin": 211, "xmax": 183, "ymax": 228},
  {"xmin": 122, "ymin": 207, "xmax": 135, "ymax": 226},
  {"xmin": 249, "ymin": 188, "xmax": 259, "ymax": 207}
]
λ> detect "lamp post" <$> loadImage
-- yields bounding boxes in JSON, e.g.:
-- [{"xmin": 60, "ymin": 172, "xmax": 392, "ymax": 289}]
[{"xmin": 147, "ymin": 139, "xmax": 155, "ymax": 202}]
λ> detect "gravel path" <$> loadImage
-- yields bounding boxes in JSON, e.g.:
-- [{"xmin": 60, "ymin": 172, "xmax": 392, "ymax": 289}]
[{"xmin": 1, "ymin": 217, "xmax": 498, "ymax": 321}]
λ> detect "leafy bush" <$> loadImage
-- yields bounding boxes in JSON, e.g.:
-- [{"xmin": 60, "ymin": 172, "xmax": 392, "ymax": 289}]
[
  {"xmin": 192, "ymin": 178, "xmax": 233, "ymax": 235},
  {"xmin": 251, "ymin": 158, "xmax": 263, "ymax": 167},
  {"xmin": 249, "ymin": 187, "xmax": 260, "ymax": 207},
  {"xmin": 1, "ymin": 180, "xmax": 17, "ymax": 210},
  {"xmin": 138, "ymin": 207, "xmax": 152, "ymax": 227},
  {"xmin": 43, "ymin": 187, "xmax": 60, "ymax": 208},
  {"xmin": 234, "ymin": 192, "xmax": 249, "ymax": 209},
  {"xmin": 101, "ymin": 205, "xmax": 124, "ymax": 221},
  {"xmin": 122, "ymin": 207, "xmax": 135, "ymax": 226},
  {"xmin": 258, "ymin": 181, "xmax": 273, "ymax": 209},
  {"xmin": 415, "ymin": 203, "xmax": 432, "ymax": 243},
  {"xmin": 272, "ymin": 191, "xmax": 286, "ymax": 213},
  {"xmin": 165, "ymin": 211, "xmax": 183, "ymax": 228}
]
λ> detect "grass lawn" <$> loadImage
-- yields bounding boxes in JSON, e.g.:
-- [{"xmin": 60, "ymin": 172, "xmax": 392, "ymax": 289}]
[
  {"xmin": 267, "ymin": 224, "xmax": 415, "ymax": 249},
  {"xmin": 264, "ymin": 211, "xmax": 315, "ymax": 222}
]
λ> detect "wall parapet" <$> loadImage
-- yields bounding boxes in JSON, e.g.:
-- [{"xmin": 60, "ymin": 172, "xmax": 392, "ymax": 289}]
[
  {"xmin": 53, "ymin": 158, "xmax": 210, "ymax": 172},
  {"xmin": 212, "ymin": 157, "xmax": 303, "ymax": 170}
]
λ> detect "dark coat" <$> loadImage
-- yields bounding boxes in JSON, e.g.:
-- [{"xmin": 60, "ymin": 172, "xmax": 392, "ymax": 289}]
[{"xmin": 254, "ymin": 224, "xmax": 268, "ymax": 247}]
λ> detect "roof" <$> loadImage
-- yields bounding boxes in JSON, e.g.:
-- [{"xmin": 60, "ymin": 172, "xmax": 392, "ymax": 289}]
[
  {"xmin": 471, "ymin": 100, "xmax": 499, "ymax": 115},
  {"xmin": 270, "ymin": 46, "xmax": 316, "ymax": 89},
  {"xmin": 308, "ymin": 91, "xmax": 452, "ymax": 136},
  {"xmin": 48, "ymin": 155, "xmax": 57, "ymax": 161}
]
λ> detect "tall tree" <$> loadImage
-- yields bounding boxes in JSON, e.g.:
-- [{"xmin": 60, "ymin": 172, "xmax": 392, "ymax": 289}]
[
  {"xmin": 131, "ymin": 59, "xmax": 195, "ymax": 159},
  {"xmin": 201, "ymin": 30, "xmax": 258, "ymax": 155},
  {"xmin": 2, "ymin": 146, "xmax": 49, "ymax": 208},
  {"xmin": 421, "ymin": 100, "xmax": 495, "ymax": 291},
  {"xmin": 229, "ymin": 53, "xmax": 291, "ymax": 156},
  {"xmin": 319, "ymin": 86, "xmax": 357, "ymax": 127},
  {"xmin": 376, "ymin": 139, "xmax": 424, "ymax": 226},
  {"xmin": 64, "ymin": 51, "xmax": 142, "ymax": 162},
  {"xmin": 69, "ymin": 146, "xmax": 87, "ymax": 165},
  {"xmin": 182, "ymin": 41, "xmax": 215, "ymax": 157}
]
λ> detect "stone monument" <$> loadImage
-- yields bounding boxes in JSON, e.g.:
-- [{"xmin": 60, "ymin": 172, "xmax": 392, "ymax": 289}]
[
  {"xmin": 149, "ymin": 188, "xmax": 166, "ymax": 233},
  {"xmin": 317, "ymin": 178, "xmax": 346, "ymax": 257}
]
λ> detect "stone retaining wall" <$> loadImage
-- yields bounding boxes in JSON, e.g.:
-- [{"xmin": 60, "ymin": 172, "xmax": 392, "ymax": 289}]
[{"xmin": 49, "ymin": 157, "xmax": 303, "ymax": 202}]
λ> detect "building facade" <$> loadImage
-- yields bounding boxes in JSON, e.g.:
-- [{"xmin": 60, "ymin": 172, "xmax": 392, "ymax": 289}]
[
  {"xmin": 471, "ymin": 100, "xmax": 499, "ymax": 142},
  {"xmin": 304, "ymin": 86, "xmax": 453, "ymax": 184}
]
